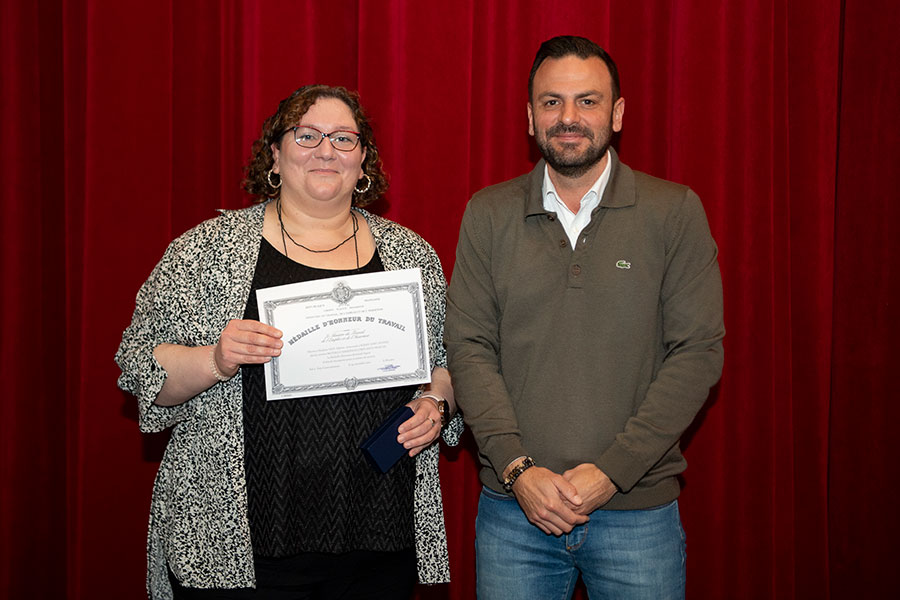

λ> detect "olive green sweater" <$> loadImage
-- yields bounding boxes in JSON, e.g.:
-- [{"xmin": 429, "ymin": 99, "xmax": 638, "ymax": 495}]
[{"xmin": 445, "ymin": 150, "xmax": 724, "ymax": 510}]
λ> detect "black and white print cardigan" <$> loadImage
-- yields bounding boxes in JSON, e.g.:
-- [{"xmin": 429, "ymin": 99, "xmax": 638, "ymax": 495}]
[{"xmin": 116, "ymin": 202, "xmax": 463, "ymax": 599}]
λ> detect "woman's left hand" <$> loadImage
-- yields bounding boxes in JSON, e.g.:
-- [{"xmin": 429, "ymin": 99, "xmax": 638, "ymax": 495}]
[{"xmin": 397, "ymin": 396, "xmax": 443, "ymax": 457}]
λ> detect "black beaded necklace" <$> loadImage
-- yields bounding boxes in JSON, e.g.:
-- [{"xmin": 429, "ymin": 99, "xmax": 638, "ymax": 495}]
[{"xmin": 276, "ymin": 199, "xmax": 359, "ymax": 268}]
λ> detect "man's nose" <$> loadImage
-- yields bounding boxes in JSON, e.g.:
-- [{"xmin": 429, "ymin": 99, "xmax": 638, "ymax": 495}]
[{"xmin": 560, "ymin": 101, "xmax": 578, "ymax": 124}]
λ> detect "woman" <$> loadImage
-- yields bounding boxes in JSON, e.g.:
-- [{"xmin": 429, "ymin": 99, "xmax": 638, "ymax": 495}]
[{"xmin": 116, "ymin": 84, "xmax": 462, "ymax": 599}]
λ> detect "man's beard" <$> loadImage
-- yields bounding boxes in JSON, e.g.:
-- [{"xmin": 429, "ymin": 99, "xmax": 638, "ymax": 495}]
[{"xmin": 536, "ymin": 120, "xmax": 611, "ymax": 178}]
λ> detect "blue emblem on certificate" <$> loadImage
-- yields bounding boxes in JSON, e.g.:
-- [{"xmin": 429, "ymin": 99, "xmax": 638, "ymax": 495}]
[{"xmin": 256, "ymin": 268, "xmax": 431, "ymax": 400}]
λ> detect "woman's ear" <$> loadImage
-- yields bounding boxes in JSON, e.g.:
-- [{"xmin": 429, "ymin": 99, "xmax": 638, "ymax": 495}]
[{"xmin": 270, "ymin": 143, "xmax": 281, "ymax": 173}]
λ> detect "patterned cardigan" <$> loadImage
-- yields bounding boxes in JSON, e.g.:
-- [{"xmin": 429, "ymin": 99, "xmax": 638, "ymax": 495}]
[{"xmin": 115, "ymin": 202, "xmax": 463, "ymax": 599}]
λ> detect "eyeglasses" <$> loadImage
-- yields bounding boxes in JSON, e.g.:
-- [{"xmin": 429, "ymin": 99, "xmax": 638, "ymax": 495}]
[{"xmin": 280, "ymin": 125, "xmax": 361, "ymax": 152}]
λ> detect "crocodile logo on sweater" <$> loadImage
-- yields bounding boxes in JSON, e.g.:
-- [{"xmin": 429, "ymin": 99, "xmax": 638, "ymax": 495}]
[{"xmin": 616, "ymin": 260, "xmax": 631, "ymax": 269}]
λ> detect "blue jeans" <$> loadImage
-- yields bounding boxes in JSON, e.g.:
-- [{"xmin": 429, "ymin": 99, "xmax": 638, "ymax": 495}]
[{"xmin": 475, "ymin": 487, "xmax": 686, "ymax": 600}]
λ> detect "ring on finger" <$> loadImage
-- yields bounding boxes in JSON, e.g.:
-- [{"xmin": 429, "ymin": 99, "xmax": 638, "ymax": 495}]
[{"xmin": 427, "ymin": 417, "xmax": 435, "ymax": 427}]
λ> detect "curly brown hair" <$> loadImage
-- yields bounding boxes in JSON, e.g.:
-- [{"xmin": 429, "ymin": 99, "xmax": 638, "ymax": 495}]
[{"xmin": 243, "ymin": 85, "xmax": 388, "ymax": 206}]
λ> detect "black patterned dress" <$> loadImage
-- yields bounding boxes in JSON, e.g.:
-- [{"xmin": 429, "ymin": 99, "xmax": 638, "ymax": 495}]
[{"xmin": 242, "ymin": 239, "xmax": 416, "ymax": 557}]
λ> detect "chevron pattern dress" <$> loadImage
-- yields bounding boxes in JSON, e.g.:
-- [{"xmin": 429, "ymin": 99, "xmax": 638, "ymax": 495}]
[{"xmin": 242, "ymin": 240, "xmax": 417, "ymax": 558}]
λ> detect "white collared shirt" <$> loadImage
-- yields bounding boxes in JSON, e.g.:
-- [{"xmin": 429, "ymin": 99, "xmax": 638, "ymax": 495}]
[{"xmin": 541, "ymin": 150, "xmax": 613, "ymax": 248}]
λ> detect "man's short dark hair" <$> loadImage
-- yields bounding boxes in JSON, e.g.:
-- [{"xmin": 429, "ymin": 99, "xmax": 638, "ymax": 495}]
[{"xmin": 528, "ymin": 35, "xmax": 621, "ymax": 102}]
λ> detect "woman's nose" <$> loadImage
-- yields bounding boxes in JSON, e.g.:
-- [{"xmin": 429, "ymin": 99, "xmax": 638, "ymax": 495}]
[{"xmin": 314, "ymin": 136, "xmax": 337, "ymax": 159}]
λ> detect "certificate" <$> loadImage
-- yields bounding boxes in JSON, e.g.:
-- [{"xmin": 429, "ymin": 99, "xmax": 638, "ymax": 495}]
[{"xmin": 256, "ymin": 268, "xmax": 431, "ymax": 400}]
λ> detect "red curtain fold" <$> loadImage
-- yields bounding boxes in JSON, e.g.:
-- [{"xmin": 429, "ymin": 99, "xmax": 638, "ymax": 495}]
[
  {"xmin": 2, "ymin": 1, "xmax": 67, "ymax": 597},
  {"xmin": 2, "ymin": 1, "xmax": 896, "ymax": 598},
  {"xmin": 829, "ymin": 0, "xmax": 900, "ymax": 596}
]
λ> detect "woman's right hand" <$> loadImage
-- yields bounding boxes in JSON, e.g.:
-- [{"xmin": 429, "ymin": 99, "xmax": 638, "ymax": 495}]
[
  {"xmin": 153, "ymin": 320, "xmax": 283, "ymax": 407},
  {"xmin": 213, "ymin": 319, "xmax": 283, "ymax": 378}
]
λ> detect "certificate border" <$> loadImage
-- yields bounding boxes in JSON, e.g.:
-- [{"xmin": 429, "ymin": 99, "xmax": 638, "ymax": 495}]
[{"xmin": 262, "ymin": 279, "xmax": 429, "ymax": 397}]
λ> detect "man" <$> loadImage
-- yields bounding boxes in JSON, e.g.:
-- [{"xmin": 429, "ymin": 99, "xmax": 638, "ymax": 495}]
[{"xmin": 445, "ymin": 35, "xmax": 724, "ymax": 599}]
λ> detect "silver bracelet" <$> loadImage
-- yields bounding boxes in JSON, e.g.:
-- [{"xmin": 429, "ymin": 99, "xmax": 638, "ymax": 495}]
[
  {"xmin": 418, "ymin": 393, "xmax": 444, "ymax": 404},
  {"xmin": 209, "ymin": 348, "xmax": 232, "ymax": 382}
]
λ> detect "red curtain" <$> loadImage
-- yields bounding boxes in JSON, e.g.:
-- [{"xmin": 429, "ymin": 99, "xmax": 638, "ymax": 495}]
[{"xmin": 2, "ymin": 1, "xmax": 897, "ymax": 598}]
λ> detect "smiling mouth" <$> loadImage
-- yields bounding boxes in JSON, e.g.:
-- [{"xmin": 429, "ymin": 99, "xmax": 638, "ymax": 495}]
[
  {"xmin": 552, "ymin": 134, "xmax": 588, "ymax": 146},
  {"xmin": 547, "ymin": 124, "xmax": 593, "ymax": 140}
]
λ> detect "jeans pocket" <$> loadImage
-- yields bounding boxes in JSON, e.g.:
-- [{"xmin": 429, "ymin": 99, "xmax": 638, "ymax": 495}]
[{"xmin": 480, "ymin": 485, "xmax": 514, "ymax": 501}]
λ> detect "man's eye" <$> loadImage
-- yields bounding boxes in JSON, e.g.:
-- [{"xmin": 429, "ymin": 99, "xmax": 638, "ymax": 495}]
[{"xmin": 545, "ymin": 99, "xmax": 559, "ymax": 107}]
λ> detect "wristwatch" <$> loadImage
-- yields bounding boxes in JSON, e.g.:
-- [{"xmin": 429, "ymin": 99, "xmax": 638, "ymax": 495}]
[{"xmin": 419, "ymin": 393, "xmax": 447, "ymax": 427}]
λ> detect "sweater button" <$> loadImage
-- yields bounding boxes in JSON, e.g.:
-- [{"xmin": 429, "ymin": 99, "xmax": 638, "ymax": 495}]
[
  {"xmin": 572, "ymin": 264, "xmax": 582, "ymax": 276},
  {"xmin": 548, "ymin": 214, "xmax": 556, "ymax": 221},
  {"xmin": 559, "ymin": 239, "xmax": 567, "ymax": 248}
]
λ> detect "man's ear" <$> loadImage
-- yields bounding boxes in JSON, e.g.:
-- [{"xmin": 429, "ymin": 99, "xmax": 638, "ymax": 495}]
[
  {"xmin": 612, "ymin": 97, "xmax": 625, "ymax": 133},
  {"xmin": 527, "ymin": 102, "xmax": 535, "ymax": 137}
]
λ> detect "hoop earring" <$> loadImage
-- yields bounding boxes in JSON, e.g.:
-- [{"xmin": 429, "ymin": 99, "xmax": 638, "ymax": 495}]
[
  {"xmin": 267, "ymin": 168, "xmax": 282, "ymax": 189},
  {"xmin": 354, "ymin": 173, "xmax": 372, "ymax": 194}
]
